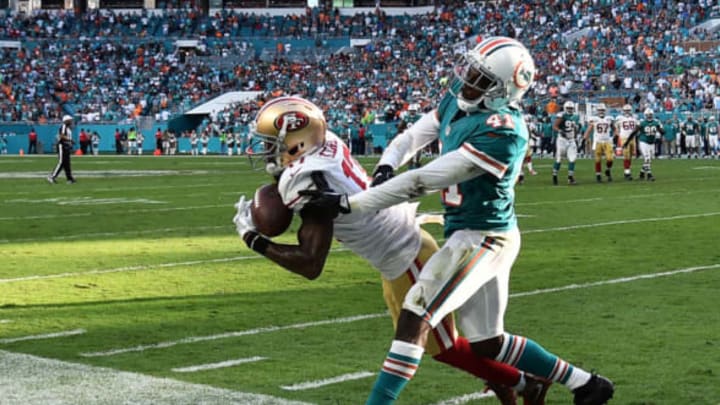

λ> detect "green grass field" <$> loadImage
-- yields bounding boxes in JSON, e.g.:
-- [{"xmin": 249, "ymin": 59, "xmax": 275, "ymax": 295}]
[{"xmin": 1, "ymin": 154, "xmax": 719, "ymax": 405}]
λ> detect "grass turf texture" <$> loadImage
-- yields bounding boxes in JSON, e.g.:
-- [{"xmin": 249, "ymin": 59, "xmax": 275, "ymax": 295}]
[{"xmin": 1, "ymin": 155, "xmax": 719, "ymax": 404}]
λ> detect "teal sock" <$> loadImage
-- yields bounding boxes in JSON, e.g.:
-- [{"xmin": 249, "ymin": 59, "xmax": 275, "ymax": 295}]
[
  {"xmin": 497, "ymin": 333, "xmax": 590, "ymax": 390},
  {"xmin": 568, "ymin": 161, "xmax": 576, "ymax": 173},
  {"xmin": 366, "ymin": 340, "xmax": 424, "ymax": 405},
  {"xmin": 553, "ymin": 161, "xmax": 561, "ymax": 173}
]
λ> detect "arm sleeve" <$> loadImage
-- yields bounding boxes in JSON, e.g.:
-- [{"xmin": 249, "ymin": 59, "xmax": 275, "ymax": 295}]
[
  {"xmin": 349, "ymin": 148, "xmax": 487, "ymax": 214},
  {"xmin": 377, "ymin": 110, "xmax": 440, "ymax": 169}
]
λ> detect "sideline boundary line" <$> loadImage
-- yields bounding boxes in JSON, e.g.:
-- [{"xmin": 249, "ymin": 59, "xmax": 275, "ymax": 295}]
[
  {"xmin": 0, "ymin": 329, "xmax": 86, "ymax": 344},
  {"xmin": 78, "ymin": 263, "xmax": 719, "ymax": 358}
]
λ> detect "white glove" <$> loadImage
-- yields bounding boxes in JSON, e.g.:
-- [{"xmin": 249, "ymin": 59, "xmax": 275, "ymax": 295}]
[{"xmin": 233, "ymin": 196, "xmax": 256, "ymax": 238}]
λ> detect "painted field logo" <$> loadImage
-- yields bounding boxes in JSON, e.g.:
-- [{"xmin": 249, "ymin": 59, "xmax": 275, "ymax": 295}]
[{"xmin": 274, "ymin": 111, "xmax": 309, "ymax": 132}]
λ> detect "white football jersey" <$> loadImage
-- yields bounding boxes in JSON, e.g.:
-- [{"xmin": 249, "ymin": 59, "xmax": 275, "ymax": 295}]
[
  {"xmin": 616, "ymin": 115, "xmax": 638, "ymax": 140},
  {"xmin": 588, "ymin": 116, "xmax": 614, "ymax": 142},
  {"xmin": 278, "ymin": 132, "xmax": 421, "ymax": 280}
]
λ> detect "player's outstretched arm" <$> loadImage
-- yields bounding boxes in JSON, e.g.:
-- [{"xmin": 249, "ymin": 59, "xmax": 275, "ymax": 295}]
[
  {"xmin": 302, "ymin": 149, "xmax": 485, "ymax": 216},
  {"xmin": 377, "ymin": 110, "xmax": 440, "ymax": 169}
]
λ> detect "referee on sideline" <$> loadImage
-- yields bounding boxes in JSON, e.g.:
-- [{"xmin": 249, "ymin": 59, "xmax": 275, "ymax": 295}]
[{"xmin": 47, "ymin": 115, "xmax": 77, "ymax": 184}]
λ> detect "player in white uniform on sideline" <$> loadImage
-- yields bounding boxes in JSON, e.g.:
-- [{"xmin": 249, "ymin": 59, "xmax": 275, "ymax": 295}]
[
  {"xmin": 232, "ymin": 96, "xmax": 549, "ymax": 405},
  {"xmin": 614, "ymin": 104, "xmax": 639, "ymax": 180},
  {"xmin": 583, "ymin": 104, "xmax": 615, "ymax": 183}
]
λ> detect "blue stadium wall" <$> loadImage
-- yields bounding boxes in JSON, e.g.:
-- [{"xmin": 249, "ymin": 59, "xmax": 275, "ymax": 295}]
[{"xmin": 1, "ymin": 122, "xmax": 398, "ymax": 155}]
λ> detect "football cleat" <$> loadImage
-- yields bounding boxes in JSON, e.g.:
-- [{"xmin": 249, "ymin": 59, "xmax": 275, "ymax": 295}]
[
  {"xmin": 521, "ymin": 374, "xmax": 551, "ymax": 405},
  {"xmin": 46, "ymin": 176, "xmax": 56, "ymax": 184},
  {"xmin": 647, "ymin": 174, "xmax": 655, "ymax": 182},
  {"xmin": 596, "ymin": 174, "xmax": 602, "ymax": 183},
  {"xmin": 67, "ymin": 179, "xmax": 77, "ymax": 184},
  {"xmin": 552, "ymin": 175, "xmax": 558, "ymax": 186},
  {"xmin": 639, "ymin": 172, "xmax": 645, "ymax": 180},
  {"xmin": 624, "ymin": 174, "xmax": 633, "ymax": 181},
  {"xmin": 485, "ymin": 381, "xmax": 518, "ymax": 405},
  {"xmin": 572, "ymin": 374, "xmax": 614, "ymax": 405},
  {"xmin": 605, "ymin": 169, "xmax": 612, "ymax": 182},
  {"xmin": 568, "ymin": 176, "xmax": 577, "ymax": 185}
]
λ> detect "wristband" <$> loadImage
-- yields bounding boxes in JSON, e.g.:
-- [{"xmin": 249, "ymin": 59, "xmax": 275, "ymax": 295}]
[{"xmin": 243, "ymin": 231, "xmax": 270, "ymax": 255}]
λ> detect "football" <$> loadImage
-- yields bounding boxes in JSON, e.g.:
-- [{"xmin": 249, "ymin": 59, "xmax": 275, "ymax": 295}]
[{"xmin": 251, "ymin": 183, "xmax": 293, "ymax": 237}]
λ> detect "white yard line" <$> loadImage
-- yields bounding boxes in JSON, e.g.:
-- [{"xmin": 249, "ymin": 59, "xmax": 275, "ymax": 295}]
[
  {"xmin": 0, "ymin": 320, "xmax": 12, "ymax": 324},
  {"xmin": 0, "ymin": 224, "xmax": 227, "ymax": 244},
  {"xmin": 522, "ymin": 212, "xmax": 720, "ymax": 234},
  {"xmin": 0, "ymin": 204, "xmax": 226, "ymax": 222},
  {"xmin": 280, "ymin": 371, "xmax": 375, "ymax": 391},
  {"xmin": 0, "ymin": 350, "xmax": 311, "ymax": 405},
  {"xmin": 0, "ymin": 329, "xmax": 86, "ymax": 344},
  {"xmin": 171, "ymin": 357, "xmax": 267, "ymax": 373},
  {"xmin": 3, "ymin": 211, "xmax": 717, "ymax": 281},
  {"xmin": 429, "ymin": 391, "xmax": 496, "ymax": 405},
  {"xmin": 0, "ymin": 213, "xmax": 92, "ymax": 221},
  {"xmin": 77, "ymin": 262, "xmax": 718, "ymax": 358},
  {"xmin": 79, "ymin": 313, "xmax": 385, "ymax": 358}
]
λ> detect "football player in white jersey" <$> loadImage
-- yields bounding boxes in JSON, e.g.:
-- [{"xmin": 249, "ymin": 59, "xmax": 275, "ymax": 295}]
[
  {"xmin": 552, "ymin": 101, "xmax": 581, "ymax": 185},
  {"xmin": 583, "ymin": 104, "xmax": 614, "ymax": 182},
  {"xmin": 705, "ymin": 116, "xmax": 719, "ymax": 158},
  {"xmin": 614, "ymin": 104, "xmax": 639, "ymax": 180},
  {"xmin": 232, "ymin": 96, "xmax": 549, "ymax": 405}
]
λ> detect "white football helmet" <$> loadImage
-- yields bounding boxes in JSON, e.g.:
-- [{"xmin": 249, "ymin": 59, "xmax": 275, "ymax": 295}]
[
  {"xmin": 596, "ymin": 104, "xmax": 606, "ymax": 118},
  {"xmin": 622, "ymin": 104, "xmax": 633, "ymax": 116},
  {"xmin": 563, "ymin": 101, "xmax": 575, "ymax": 114},
  {"xmin": 644, "ymin": 108, "xmax": 654, "ymax": 120},
  {"xmin": 709, "ymin": 116, "xmax": 716, "ymax": 122},
  {"xmin": 451, "ymin": 36, "xmax": 535, "ymax": 112},
  {"xmin": 408, "ymin": 103, "xmax": 420, "ymax": 115},
  {"xmin": 249, "ymin": 96, "xmax": 327, "ymax": 175}
]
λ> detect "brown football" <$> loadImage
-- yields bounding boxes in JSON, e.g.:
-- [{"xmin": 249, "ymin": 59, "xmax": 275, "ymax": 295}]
[{"xmin": 251, "ymin": 183, "xmax": 293, "ymax": 237}]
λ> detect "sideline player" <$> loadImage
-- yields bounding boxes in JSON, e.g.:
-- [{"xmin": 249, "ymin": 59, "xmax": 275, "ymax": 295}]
[
  {"xmin": 583, "ymin": 104, "xmax": 614, "ymax": 182},
  {"xmin": 614, "ymin": 104, "xmax": 638, "ymax": 180},
  {"xmin": 233, "ymin": 96, "xmax": 550, "ymax": 405},
  {"xmin": 552, "ymin": 101, "xmax": 581, "ymax": 185},
  {"xmin": 299, "ymin": 37, "xmax": 614, "ymax": 405}
]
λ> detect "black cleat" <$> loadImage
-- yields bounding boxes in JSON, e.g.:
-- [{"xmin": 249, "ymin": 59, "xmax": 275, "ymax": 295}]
[
  {"xmin": 568, "ymin": 176, "xmax": 577, "ymax": 185},
  {"xmin": 46, "ymin": 176, "xmax": 56, "ymax": 184},
  {"xmin": 639, "ymin": 172, "xmax": 645, "ymax": 180},
  {"xmin": 518, "ymin": 174, "xmax": 525, "ymax": 185},
  {"xmin": 552, "ymin": 175, "xmax": 558, "ymax": 186},
  {"xmin": 573, "ymin": 374, "xmax": 614, "ymax": 405},
  {"xmin": 624, "ymin": 174, "xmax": 633, "ymax": 181},
  {"xmin": 67, "ymin": 179, "xmax": 77, "ymax": 184},
  {"xmin": 596, "ymin": 174, "xmax": 602, "ymax": 183},
  {"xmin": 605, "ymin": 169, "xmax": 612, "ymax": 182},
  {"xmin": 647, "ymin": 174, "xmax": 655, "ymax": 182}
]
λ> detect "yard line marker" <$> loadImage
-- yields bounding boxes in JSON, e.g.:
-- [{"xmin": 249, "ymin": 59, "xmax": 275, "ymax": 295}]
[
  {"xmin": 79, "ymin": 314, "xmax": 385, "ymax": 358},
  {"xmin": 79, "ymin": 262, "xmax": 719, "ymax": 358},
  {"xmin": 429, "ymin": 391, "xmax": 496, "ymax": 405},
  {"xmin": 523, "ymin": 212, "xmax": 720, "ymax": 234},
  {"xmin": 0, "ymin": 204, "xmax": 226, "ymax": 222},
  {"xmin": 0, "ymin": 320, "xmax": 12, "ymax": 324},
  {"xmin": 0, "ymin": 329, "xmax": 86, "ymax": 344},
  {"xmin": 280, "ymin": 371, "xmax": 374, "ymax": 391},
  {"xmin": 0, "ymin": 350, "xmax": 311, "ymax": 405},
  {"xmin": 511, "ymin": 263, "xmax": 720, "ymax": 299},
  {"xmin": 4, "ymin": 211, "xmax": 719, "ymax": 282},
  {"xmin": 0, "ymin": 224, "xmax": 227, "ymax": 244},
  {"xmin": 171, "ymin": 356, "xmax": 267, "ymax": 373}
]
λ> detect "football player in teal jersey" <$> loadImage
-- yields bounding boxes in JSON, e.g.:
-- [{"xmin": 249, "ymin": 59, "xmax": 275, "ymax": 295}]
[
  {"xmin": 704, "ymin": 115, "xmax": 719, "ymax": 158},
  {"xmin": 300, "ymin": 36, "xmax": 614, "ymax": 405},
  {"xmin": 552, "ymin": 101, "xmax": 582, "ymax": 185},
  {"xmin": 623, "ymin": 108, "xmax": 664, "ymax": 181}
]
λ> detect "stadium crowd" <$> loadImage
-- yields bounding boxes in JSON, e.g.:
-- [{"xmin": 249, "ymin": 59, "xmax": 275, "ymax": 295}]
[{"xmin": 1, "ymin": 0, "xmax": 720, "ymax": 143}]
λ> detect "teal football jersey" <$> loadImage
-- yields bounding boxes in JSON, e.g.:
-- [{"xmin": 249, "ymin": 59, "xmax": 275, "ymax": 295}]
[
  {"xmin": 436, "ymin": 94, "xmax": 528, "ymax": 236},
  {"xmin": 555, "ymin": 113, "xmax": 581, "ymax": 139},
  {"xmin": 638, "ymin": 119, "xmax": 663, "ymax": 143}
]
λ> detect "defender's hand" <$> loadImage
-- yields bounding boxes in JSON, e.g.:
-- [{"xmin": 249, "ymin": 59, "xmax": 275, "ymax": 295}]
[
  {"xmin": 298, "ymin": 189, "xmax": 351, "ymax": 217},
  {"xmin": 371, "ymin": 164, "xmax": 395, "ymax": 187},
  {"xmin": 232, "ymin": 196, "xmax": 256, "ymax": 238}
]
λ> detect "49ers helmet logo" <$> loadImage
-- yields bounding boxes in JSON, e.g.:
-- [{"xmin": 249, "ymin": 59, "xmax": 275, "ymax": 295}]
[{"xmin": 274, "ymin": 111, "xmax": 310, "ymax": 132}]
